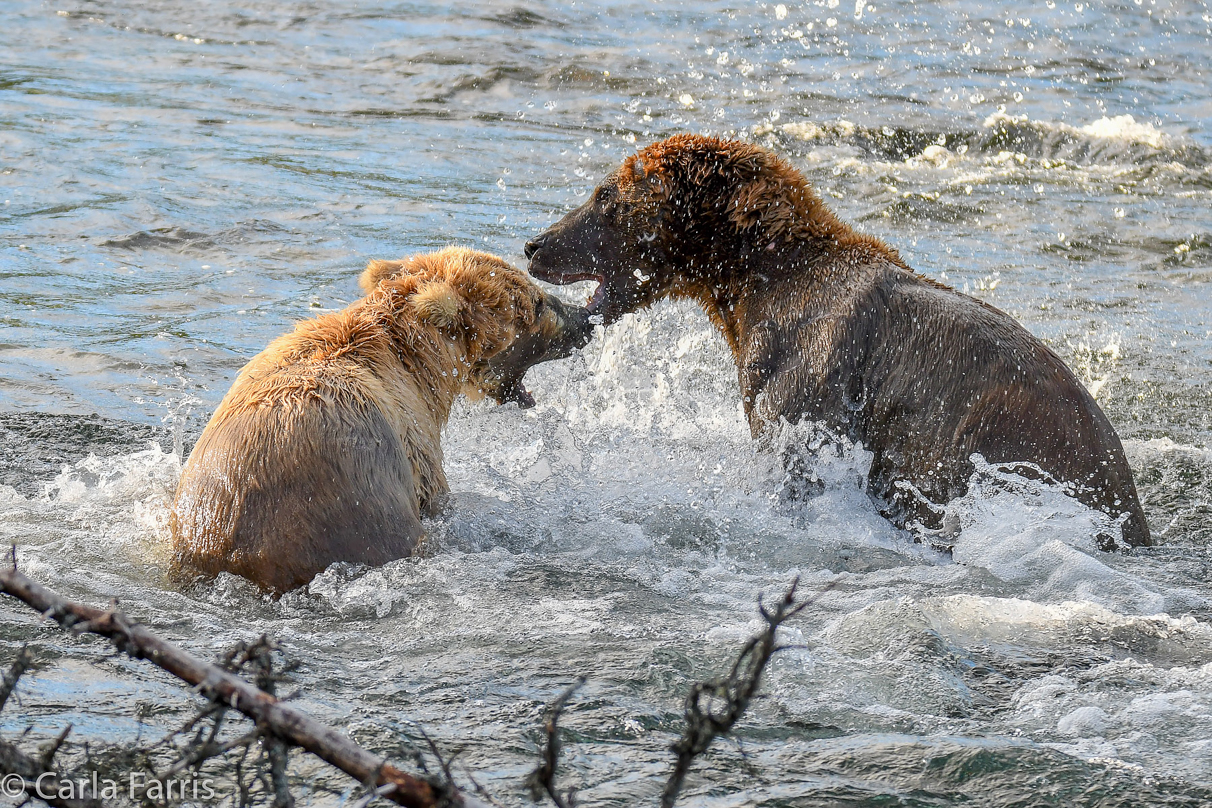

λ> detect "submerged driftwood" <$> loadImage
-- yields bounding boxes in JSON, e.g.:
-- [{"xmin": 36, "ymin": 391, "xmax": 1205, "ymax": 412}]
[{"xmin": 0, "ymin": 558, "xmax": 830, "ymax": 807}]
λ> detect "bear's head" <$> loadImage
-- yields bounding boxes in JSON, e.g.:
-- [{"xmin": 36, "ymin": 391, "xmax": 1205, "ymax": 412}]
[
  {"xmin": 524, "ymin": 134, "xmax": 847, "ymax": 326},
  {"xmin": 360, "ymin": 247, "xmax": 591, "ymax": 408}
]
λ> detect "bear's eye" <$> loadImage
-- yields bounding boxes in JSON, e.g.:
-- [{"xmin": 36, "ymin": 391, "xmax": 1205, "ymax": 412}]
[{"xmin": 595, "ymin": 185, "xmax": 616, "ymax": 207}]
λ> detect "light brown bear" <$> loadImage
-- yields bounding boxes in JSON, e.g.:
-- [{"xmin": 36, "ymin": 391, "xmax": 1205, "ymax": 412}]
[
  {"xmin": 525, "ymin": 134, "xmax": 1150, "ymax": 548},
  {"xmin": 171, "ymin": 247, "xmax": 591, "ymax": 593}
]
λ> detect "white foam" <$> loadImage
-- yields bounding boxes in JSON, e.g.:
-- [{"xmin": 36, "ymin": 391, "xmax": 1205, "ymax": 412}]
[
  {"xmin": 1, "ymin": 444, "xmax": 181, "ymax": 568},
  {"xmin": 983, "ymin": 111, "xmax": 1170, "ymax": 149},
  {"xmin": 776, "ymin": 119, "xmax": 858, "ymax": 142},
  {"xmin": 3, "ymin": 299, "xmax": 1210, "ymax": 788},
  {"xmin": 1057, "ymin": 705, "xmax": 1109, "ymax": 736},
  {"xmin": 905, "ymin": 144, "xmax": 956, "ymax": 168},
  {"xmin": 1124, "ymin": 436, "xmax": 1212, "ymax": 463},
  {"xmin": 942, "ymin": 458, "xmax": 1203, "ymax": 614},
  {"xmin": 40, "ymin": 443, "xmax": 180, "ymax": 507},
  {"xmin": 1079, "ymin": 115, "xmax": 1169, "ymax": 148}
]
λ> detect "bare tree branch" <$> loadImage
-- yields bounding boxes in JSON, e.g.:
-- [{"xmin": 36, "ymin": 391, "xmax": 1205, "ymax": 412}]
[
  {"xmin": 0, "ymin": 737, "xmax": 109, "ymax": 808},
  {"xmin": 0, "ymin": 565, "xmax": 491, "ymax": 808},
  {"xmin": 0, "ymin": 646, "xmax": 32, "ymax": 713},
  {"xmin": 37, "ymin": 724, "xmax": 73, "ymax": 772},
  {"xmin": 660, "ymin": 576, "xmax": 837, "ymax": 808},
  {"xmin": 525, "ymin": 677, "xmax": 585, "ymax": 808},
  {"xmin": 241, "ymin": 637, "xmax": 295, "ymax": 808},
  {"xmin": 0, "ymin": 649, "xmax": 108, "ymax": 808}
]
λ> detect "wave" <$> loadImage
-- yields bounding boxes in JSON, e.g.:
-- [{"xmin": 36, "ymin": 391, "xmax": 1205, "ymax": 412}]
[
  {"xmin": 762, "ymin": 112, "xmax": 1211, "ymax": 172},
  {"xmin": 0, "ymin": 411, "xmax": 173, "ymax": 496},
  {"xmin": 3, "ymin": 385, "xmax": 1210, "ymax": 788},
  {"xmin": 99, "ymin": 219, "xmax": 292, "ymax": 253}
]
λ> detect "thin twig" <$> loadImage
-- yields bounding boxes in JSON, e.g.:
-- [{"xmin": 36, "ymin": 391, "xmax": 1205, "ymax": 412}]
[
  {"xmin": 416, "ymin": 727, "xmax": 462, "ymax": 791},
  {"xmin": 460, "ymin": 762, "xmax": 506, "ymax": 808},
  {"xmin": 0, "ymin": 565, "xmax": 490, "ymax": 808},
  {"xmin": 246, "ymin": 637, "xmax": 295, "ymax": 808},
  {"xmin": 156, "ymin": 728, "xmax": 260, "ymax": 781},
  {"xmin": 660, "ymin": 577, "xmax": 837, "ymax": 808},
  {"xmin": 0, "ymin": 647, "xmax": 32, "ymax": 713},
  {"xmin": 351, "ymin": 782, "xmax": 400, "ymax": 808},
  {"xmin": 145, "ymin": 702, "xmax": 226, "ymax": 753},
  {"xmin": 526, "ymin": 676, "xmax": 585, "ymax": 808},
  {"xmin": 234, "ymin": 734, "xmax": 254, "ymax": 808},
  {"xmin": 37, "ymin": 724, "xmax": 72, "ymax": 771},
  {"xmin": 0, "ymin": 736, "xmax": 107, "ymax": 808}
]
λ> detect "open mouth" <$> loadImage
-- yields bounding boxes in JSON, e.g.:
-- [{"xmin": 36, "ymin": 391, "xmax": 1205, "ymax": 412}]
[
  {"xmin": 488, "ymin": 374, "xmax": 537, "ymax": 409},
  {"xmin": 500, "ymin": 382, "xmax": 537, "ymax": 409},
  {"xmin": 551, "ymin": 272, "xmax": 606, "ymax": 315},
  {"xmin": 585, "ymin": 277, "xmax": 607, "ymax": 315},
  {"xmin": 527, "ymin": 251, "xmax": 607, "ymax": 315}
]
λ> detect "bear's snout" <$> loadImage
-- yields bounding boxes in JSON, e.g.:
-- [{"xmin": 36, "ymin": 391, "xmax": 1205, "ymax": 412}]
[
  {"xmin": 524, "ymin": 233, "xmax": 548, "ymax": 260},
  {"xmin": 477, "ymin": 292, "xmax": 594, "ymax": 410},
  {"xmin": 552, "ymin": 295, "xmax": 593, "ymax": 352}
]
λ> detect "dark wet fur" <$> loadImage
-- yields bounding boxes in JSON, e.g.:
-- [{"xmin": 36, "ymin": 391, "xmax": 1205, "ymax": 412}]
[
  {"xmin": 526, "ymin": 134, "xmax": 1150, "ymax": 547},
  {"xmin": 481, "ymin": 294, "xmax": 591, "ymax": 408}
]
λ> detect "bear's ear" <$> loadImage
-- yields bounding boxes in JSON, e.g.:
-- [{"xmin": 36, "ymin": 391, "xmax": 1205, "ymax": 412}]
[
  {"xmin": 412, "ymin": 280, "xmax": 464, "ymax": 328},
  {"xmin": 359, "ymin": 259, "xmax": 409, "ymax": 293},
  {"xmin": 727, "ymin": 174, "xmax": 781, "ymax": 231},
  {"xmin": 630, "ymin": 156, "xmax": 665, "ymax": 189},
  {"xmin": 624, "ymin": 157, "xmax": 669, "ymax": 207}
]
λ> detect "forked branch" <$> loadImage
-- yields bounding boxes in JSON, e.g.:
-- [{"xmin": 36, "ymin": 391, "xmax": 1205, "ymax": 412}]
[
  {"xmin": 660, "ymin": 576, "xmax": 837, "ymax": 808},
  {"xmin": 525, "ymin": 677, "xmax": 585, "ymax": 808},
  {"xmin": 0, "ymin": 647, "xmax": 108, "ymax": 808}
]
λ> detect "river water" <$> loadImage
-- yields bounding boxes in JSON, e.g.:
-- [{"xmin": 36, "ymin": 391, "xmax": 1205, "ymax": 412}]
[{"xmin": 2, "ymin": 1, "xmax": 1211, "ymax": 805}]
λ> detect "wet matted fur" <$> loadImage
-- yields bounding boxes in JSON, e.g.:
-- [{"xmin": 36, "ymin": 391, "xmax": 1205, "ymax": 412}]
[
  {"xmin": 526, "ymin": 134, "xmax": 1149, "ymax": 547},
  {"xmin": 171, "ymin": 247, "xmax": 591, "ymax": 593}
]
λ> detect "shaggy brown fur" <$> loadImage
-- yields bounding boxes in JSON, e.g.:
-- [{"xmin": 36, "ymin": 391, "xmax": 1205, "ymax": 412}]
[
  {"xmin": 171, "ymin": 247, "xmax": 591, "ymax": 593},
  {"xmin": 525, "ymin": 134, "xmax": 1150, "ymax": 547}
]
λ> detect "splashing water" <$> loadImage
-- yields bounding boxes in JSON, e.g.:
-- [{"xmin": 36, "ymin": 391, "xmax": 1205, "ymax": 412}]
[{"xmin": 1, "ymin": 1, "xmax": 1211, "ymax": 805}]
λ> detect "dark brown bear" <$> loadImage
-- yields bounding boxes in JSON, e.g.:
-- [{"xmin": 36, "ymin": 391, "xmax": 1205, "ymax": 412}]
[{"xmin": 525, "ymin": 134, "xmax": 1150, "ymax": 547}]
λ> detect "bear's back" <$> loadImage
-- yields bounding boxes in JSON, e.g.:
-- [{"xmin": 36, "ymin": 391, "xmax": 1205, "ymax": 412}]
[
  {"xmin": 170, "ymin": 361, "xmax": 426, "ymax": 593},
  {"xmin": 846, "ymin": 267, "xmax": 1147, "ymax": 544}
]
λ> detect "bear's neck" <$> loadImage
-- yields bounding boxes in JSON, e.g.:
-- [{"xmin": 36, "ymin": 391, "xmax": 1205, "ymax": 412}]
[
  {"xmin": 672, "ymin": 223, "xmax": 876, "ymax": 361},
  {"xmin": 384, "ymin": 326, "xmax": 467, "ymax": 424},
  {"xmin": 662, "ymin": 175, "xmax": 874, "ymax": 350}
]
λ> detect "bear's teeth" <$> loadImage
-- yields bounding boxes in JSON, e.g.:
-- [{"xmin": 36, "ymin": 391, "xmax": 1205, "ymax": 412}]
[
  {"xmin": 586, "ymin": 281, "xmax": 607, "ymax": 313},
  {"xmin": 513, "ymin": 384, "xmax": 536, "ymax": 409}
]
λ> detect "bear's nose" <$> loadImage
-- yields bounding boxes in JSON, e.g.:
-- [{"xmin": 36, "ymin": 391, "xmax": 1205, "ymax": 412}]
[{"xmin": 524, "ymin": 233, "xmax": 548, "ymax": 260}]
